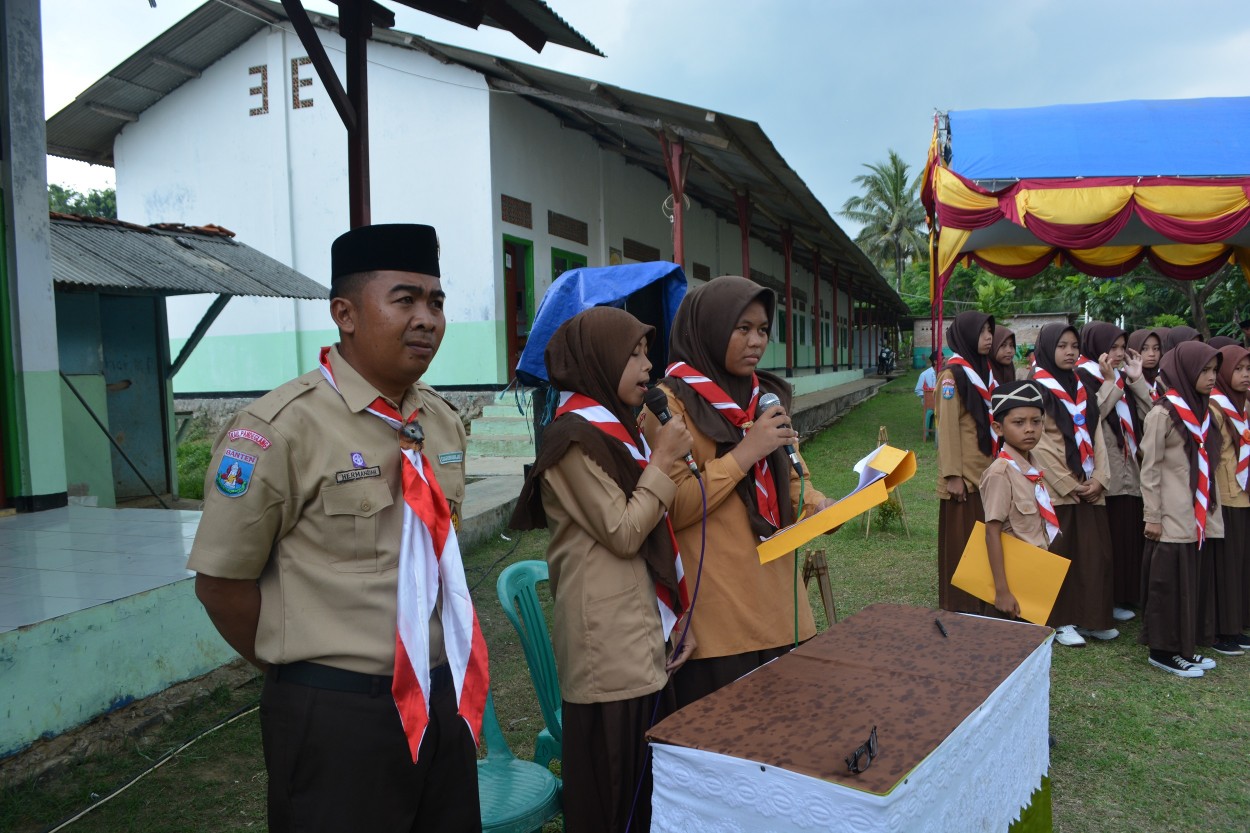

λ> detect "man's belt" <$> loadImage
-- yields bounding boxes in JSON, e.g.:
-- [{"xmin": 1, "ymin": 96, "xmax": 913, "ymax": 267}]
[{"xmin": 273, "ymin": 661, "xmax": 451, "ymax": 696}]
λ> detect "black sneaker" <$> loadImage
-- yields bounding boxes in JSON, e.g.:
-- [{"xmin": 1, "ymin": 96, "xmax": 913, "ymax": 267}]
[
  {"xmin": 1148, "ymin": 653, "xmax": 1204, "ymax": 678},
  {"xmin": 1235, "ymin": 634, "xmax": 1250, "ymax": 651},
  {"xmin": 1211, "ymin": 639, "xmax": 1245, "ymax": 656}
]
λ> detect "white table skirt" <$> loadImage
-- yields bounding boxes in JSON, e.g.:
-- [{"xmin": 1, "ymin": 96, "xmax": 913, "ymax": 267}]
[{"xmin": 651, "ymin": 635, "xmax": 1051, "ymax": 833}]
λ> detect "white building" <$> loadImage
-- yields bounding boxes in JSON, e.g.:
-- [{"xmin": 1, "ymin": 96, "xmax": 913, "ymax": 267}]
[{"xmin": 48, "ymin": 0, "xmax": 904, "ymax": 395}]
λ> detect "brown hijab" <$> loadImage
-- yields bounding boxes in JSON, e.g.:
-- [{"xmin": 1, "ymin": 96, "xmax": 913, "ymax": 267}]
[
  {"xmin": 510, "ymin": 306, "xmax": 681, "ymax": 604},
  {"xmin": 1163, "ymin": 325, "xmax": 1202, "ymax": 353},
  {"xmin": 946, "ymin": 310, "xmax": 996, "ymax": 456},
  {"xmin": 1034, "ymin": 323, "xmax": 1095, "ymax": 477},
  {"xmin": 1207, "ymin": 336, "xmax": 1238, "ymax": 349},
  {"xmin": 1157, "ymin": 340, "xmax": 1223, "ymax": 504},
  {"xmin": 990, "ymin": 325, "xmax": 1017, "ymax": 388},
  {"xmin": 1128, "ymin": 328, "xmax": 1163, "ymax": 387},
  {"xmin": 664, "ymin": 275, "xmax": 796, "ymax": 537},
  {"xmin": 1078, "ymin": 321, "xmax": 1129, "ymax": 452}
]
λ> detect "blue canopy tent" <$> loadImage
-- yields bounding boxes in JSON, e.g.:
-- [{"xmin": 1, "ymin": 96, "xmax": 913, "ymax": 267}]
[{"xmin": 515, "ymin": 262, "xmax": 688, "ymax": 386}]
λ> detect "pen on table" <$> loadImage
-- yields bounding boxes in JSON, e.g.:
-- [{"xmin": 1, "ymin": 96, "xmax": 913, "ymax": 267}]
[{"xmin": 934, "ymin": 617, "xmax": 949, "ymax": 638}]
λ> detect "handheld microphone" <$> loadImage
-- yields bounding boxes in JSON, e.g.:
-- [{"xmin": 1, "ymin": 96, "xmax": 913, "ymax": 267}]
[
  {"xmin": 758, "ymin": 392, "xmax": 804, "ymax": 476},
  {"xmin": 643, "ymin": 387, "xmax": 700, "ymax": 479}
]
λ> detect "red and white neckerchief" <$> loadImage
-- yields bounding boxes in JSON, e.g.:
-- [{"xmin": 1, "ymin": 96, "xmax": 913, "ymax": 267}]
[
  {"xmin": 1210, "ymin": 386, "xmax": 1249, "ymax": 492},
  {"xmin": 1032, "ymin": 368, "xmax": 1096, "ymax": 478},
  {"xmin": 1077, "ymin": 356, "xmax": 1138, "ymax": 458},
  {"xmin": 945, "ymin": 353, "xmax": 999, "ymax": 444},
  {"xmin": 555, "ymin": 391, "xmax": 690, "ymax": 637},
  {"xmin": 997, "ymin": 446, "xmax": 1060, "ymax": 544},
  {"xmin": 1164, "ymin": 387, "xmax": 1212, "ymax": 545},
  {"xmin": 318, "ymin": 347, "xmax": 489, "ymax": 762},
  {"xmin": 666, "ymin": 362, "xmax": 782, "ymax": 529}
]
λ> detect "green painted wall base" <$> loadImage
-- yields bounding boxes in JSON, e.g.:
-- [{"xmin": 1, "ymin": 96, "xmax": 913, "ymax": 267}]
[
  {"xmin": 790, "ymin": 369, "xmax": 865, "ymax": 398},
  {"xmin": 60, "ymin": 374, "xmax": 115, "ymax": 507},
  {"xmin": 0, "ymin": 578, "xmax": 238, "ymax": 758}
]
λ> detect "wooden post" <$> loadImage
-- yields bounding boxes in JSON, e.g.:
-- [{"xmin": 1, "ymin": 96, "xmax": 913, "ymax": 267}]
[{"xmin": 802, "ymin": 549, "xmax": 837, "ymax": 625}]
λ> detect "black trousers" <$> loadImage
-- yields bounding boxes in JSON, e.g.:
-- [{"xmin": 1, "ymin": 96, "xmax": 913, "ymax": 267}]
[{"xmin": 261, "ymin": 664, "xmax": 480, "ymax": 833}]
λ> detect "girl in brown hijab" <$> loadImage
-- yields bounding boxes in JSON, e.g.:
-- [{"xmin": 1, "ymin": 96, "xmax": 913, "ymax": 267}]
[
  {"xmin": 1030, "ymin": 323, "xmax": 1116, "ymax": 647},
  {"xmin": 641, "ymin": 276, "xmax": 831, "ymax": 708},
  {"xmin": 510, "ymin": 306, "xmax": 695, "ymax": 833},
  {"xmin": 1128, "ymin": 328, "xmax": 1164, "ymax": 398},
  {"xmin": 1077, "ymin": 322, "xmax": 1152, "ymax": 619},
  {"xmin": 1139, "ymin": 341, "xmax": 1223, "ymax": 676},
  {"xmin": 934, "ymin": 310, "xmax": 995, "ymax": 613},
  {"xmin": 1203, "ymin": 344, "xmax": 1250, "ymax": 655},
  {"xmin": 1163, "ymin": 325, "xmax": 1202, "ymax": 353},
  {"xmin": 990, "ymin": 325, "xmax": 1017, "ymax": 387}
]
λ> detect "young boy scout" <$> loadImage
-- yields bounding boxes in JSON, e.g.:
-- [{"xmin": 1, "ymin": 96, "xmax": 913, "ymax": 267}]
[{"xmin": 188, "ymin": 224, "xmax": 480, "ymax": 832}]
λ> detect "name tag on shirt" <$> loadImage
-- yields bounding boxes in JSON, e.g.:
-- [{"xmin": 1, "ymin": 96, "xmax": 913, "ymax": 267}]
[
  {"xmin": 438, "ymin": 451, "xmax": 465, "ymax": 465},
  {"xmin": 335, "ymin": 466, "xmax": 382, "ymax": 483}
]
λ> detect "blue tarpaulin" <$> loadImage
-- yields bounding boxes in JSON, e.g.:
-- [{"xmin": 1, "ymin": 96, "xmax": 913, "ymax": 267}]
[
  {"xmin": 515, "ymin": 262, "xmax": 688, "ymax": 386},
  {"xmin": 949, "ymin": 96, "xmax": 1250, "ymax": 180}
]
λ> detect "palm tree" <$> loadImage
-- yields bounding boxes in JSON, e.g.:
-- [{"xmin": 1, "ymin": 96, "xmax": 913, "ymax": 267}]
[{"xmin": 841, "ymin": 150, "xmax": 926, "ymax": 291}]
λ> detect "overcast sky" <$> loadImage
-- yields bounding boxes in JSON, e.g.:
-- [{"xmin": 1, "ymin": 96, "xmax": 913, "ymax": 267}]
[{"xmin": 41, "ymin": 0, "xmax": 1250, "ymax": 224}]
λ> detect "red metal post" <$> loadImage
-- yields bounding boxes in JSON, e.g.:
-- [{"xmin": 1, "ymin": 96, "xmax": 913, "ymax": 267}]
[
  {"xmin": 811, "ymin": 247, "xmax": 821, "ymax": 371},
  {"xmin": 660, "ymin": 135, "xmax": 687, "ymax": 267},
  {"xmin": 735, "ymin": 191, "xmax": 751, "ymax": 277},
  {"xmin": 782, "ymin": 228, "xmax": 794, "ymax": 376},
  {"xmin": 832, "ymin": 264, "xmax": 840, "ymax": 370},
  {"xmin": 343, "ymin": 1, "xmax": 371, "ymax": 227}
]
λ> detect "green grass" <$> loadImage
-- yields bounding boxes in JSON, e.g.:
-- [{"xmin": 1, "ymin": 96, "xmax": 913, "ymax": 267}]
[{"xmin": 3, "ymin": 371, "xmax": 1248, "ymax": 832}]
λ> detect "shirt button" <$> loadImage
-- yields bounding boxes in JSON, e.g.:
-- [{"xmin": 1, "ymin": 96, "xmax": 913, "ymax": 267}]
[{"xmin": 361, "ymin": 500, "xmax": 371, "ymax": 511}]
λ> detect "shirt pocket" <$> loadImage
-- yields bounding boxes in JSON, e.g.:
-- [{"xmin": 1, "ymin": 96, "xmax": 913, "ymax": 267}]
[
  {"xmin": 321, "ymin": 480, "xmax": 395, "ymax": 573},
  {"xmin": 1013, "ymin": 495, "xmax": 1040, "ymax": 516}
]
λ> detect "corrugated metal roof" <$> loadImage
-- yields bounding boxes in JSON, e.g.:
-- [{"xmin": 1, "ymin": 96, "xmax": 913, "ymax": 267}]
[
  {"xmin": 391, "ymin": 0, "xmax": 602, "ymax": 56},
  {"xmin": 49, "ymin": 216, "xmax": 329, "ymax": 299},
  {"xmin": 45, "ymin": 0, "xmax": 903, "ymax": 312}
]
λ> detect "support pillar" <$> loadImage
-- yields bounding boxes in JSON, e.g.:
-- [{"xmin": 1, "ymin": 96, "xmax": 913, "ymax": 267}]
[
  {"xmin": 0, "ymin": 0, "xmax": 67, "ymax": 509},
  {"xmin": 342, "ymin": 1, "xmax": 371, "ymax": 227},
  {"xmin": 660, "ymin": 134, "xmax": 688, "ymax": 267},
  {"xmin": 735, "ymin": 191, "xmax": 751, "ymax": 278},
  {"xmin": 832, "ymin": 264, "xmax": 840, "ymax": 370},
  {"xmin": 782, "ymin": 228, "xmax": 794, "ymax": 377}
]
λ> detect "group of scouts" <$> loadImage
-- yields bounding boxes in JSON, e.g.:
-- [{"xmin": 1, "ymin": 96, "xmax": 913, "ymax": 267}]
[{"xmin": 935, "ymin": 312, "xmax": 1250, "ymax": 678}]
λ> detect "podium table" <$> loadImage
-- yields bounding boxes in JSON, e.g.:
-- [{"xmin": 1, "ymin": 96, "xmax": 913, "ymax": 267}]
[{"xmin": 647, "ymin": 604, "xmax": 1053, "ymax": 833}]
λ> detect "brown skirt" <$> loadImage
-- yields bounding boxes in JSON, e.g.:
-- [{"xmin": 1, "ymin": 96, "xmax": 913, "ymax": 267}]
[
  {"xmin": 562, "ymin": 692, "xmax": 669, "ymax": 833},
  {"xmin": 1204, "ymin": 520, "xmax": 1246, "ymax": 637},
  {"xmin": 1106, "ymin": 494, "xmax": 1144, "ymax": 608},
  {"xmin": 1196, "ymin": 537, "xmax": 1220, "ymax": 645},
  {"xmin": 671, "ymin": 644, "xmax": 795, "ymax": 710},
  {"xmin": 1138, "ymin": 540, "xmax": 1199, "ymax": 658},
  {"xmin": 937, "ymin": 494, "xmax": 988, "ymax": 614},
  {"xmin": 1048, "ymin": 503, "xmax": 1113, "ymax": 630},
  {"xmin": 1227, "ymin": 506, "xmax": 1250, "ymax": 631}
]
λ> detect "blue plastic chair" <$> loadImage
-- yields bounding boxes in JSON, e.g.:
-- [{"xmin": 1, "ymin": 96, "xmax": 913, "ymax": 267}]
[
  {"xmin": 497, "ymin": 560, "xmax": 562, "ymax": 768},
  {"xmin": 478, "ymin": 691, "xmax": 562, "ymax": 833}
]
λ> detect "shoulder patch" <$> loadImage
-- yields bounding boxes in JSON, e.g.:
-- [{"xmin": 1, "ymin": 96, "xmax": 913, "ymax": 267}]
[
  {"xmin": 941, "ymin": 380, "xmax": 956, "ymax": 400},
  {"xmin": 227, "ymin": 428, "xmax": 271, "ymax": 450},
  {"xmin": 416, "ymin": 382, "xmax": 459, "ymax": 413},
  {"xmin": 214, "ymin": 449, "xmax": 257, "ymax": 498}
]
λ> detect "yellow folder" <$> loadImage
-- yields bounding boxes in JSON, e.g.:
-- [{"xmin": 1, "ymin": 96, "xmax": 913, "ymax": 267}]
[
  {"xmin": 756, "ymin": 444, "xmax": 917, "ymax": 564},
  {"xmin": 951, "ymin": 522, "xmax": 1072, "ymax": 626}
]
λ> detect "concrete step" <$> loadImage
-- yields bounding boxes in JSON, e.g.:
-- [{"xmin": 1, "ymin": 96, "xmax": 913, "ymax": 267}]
[
  {"xmin": 467, "ymin": 433, "xmax": 536, "ymax": 457},
  {"xmin": 480, "ymin": 403, "xmax": 532, "ymax": 419},
  {"xmin": 470, "ymin": 416, "xmax": 534, "ymax": 437}
]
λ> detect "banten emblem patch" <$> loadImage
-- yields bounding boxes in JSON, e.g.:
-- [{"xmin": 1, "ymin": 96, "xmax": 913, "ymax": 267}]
[{"xmin": 215, "ymin": 448, "xmax": 257, "ymax": 498}]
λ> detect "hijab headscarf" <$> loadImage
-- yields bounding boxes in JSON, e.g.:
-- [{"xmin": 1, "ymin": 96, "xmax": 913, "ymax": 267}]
[
  {"xmin": 1033, "ymin": 323, "xmax": 1095, "ymax": 477},
  {"xmin": 1128, "ymin": 328, "xmax": 1164, "ymax": 387},
  {"xmin": 945, "ymin": 310, "xmax": 996, "ymax": 456},
  {"xmin": 990, "ymin": 325, "xmax": 1017, "ymax": 388},
  {"xmin": 1157, "ymin": 340, "xmax": 1223, "ymax": 506},
  {"xmin": 664, "ymin": 275, "xmax": 796, "ymax": 537},
  {"xmin": 1214, "ymin": 343, "xmax": 1250, "ymax": 446},
  {"xmin": 1207, "ymin": 335, "xmax": 1238, "ymax": 349},
  {"xmin": 1163, "ymin": 325, "xmax": 1202, "ymax": 353},
  {"xmin": 1078, "ymin": 321, "xmax": 1130, "ymax": 452},
  {"xmin": 510, "ymin": 306, "xmax": 681, "ymax": 601}
]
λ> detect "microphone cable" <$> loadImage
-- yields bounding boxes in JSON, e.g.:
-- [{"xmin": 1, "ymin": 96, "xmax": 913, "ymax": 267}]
[{"xmin": 624, "ymin": 473, "xmax": 708, "ymax": 833}]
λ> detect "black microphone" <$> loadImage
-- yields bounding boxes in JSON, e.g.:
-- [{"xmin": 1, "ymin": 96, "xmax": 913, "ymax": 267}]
[
  {"xmin": 643, "ymin": 387, "xmax": 700, "ymax": 479},
  {"xmin": 758, "ymin": 392, "xmax": 804, "ymax": 476}
]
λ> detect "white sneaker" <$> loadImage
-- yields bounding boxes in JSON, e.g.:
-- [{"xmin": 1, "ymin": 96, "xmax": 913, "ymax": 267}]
[
  {"xmin": 1055, "ymin": 625, "xmax": 1086, "ymax": 647},
  {"xmin": 1188, "ymin": 654, "xmax": 1217, "ymax": 671},
  {"xmin": 1112, "ymin": 607, "xmax": 1136, "ymax": 622},
  {"xmin": 1077, "ymin": 627, "xmax": 1120, "ymax": 641}
]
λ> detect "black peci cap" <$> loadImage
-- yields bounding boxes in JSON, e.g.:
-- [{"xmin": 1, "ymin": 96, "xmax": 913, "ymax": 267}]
[{"xmin": 330, "ymin": 224, "xmax": 440, "ymax": 284}]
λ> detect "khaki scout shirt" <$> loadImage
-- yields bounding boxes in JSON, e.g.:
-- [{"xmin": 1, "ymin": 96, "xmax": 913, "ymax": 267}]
[
  {"xmin": 934, "ymin": 368, "xmax": 994, "ymax": 497},
  {"xmin": 979, "ymin": 454, "xmax": 1052, "ymax": 551},
  {"xmin": 1140, "ymin": 405, "xmax": 1224, "ymax": 543},
  {"xmin": 1211, "ymin": 408, "xmax": 1250, "ymax": 509},
  {"xmin": 187, "ymin": 345, "xmax": 467, "ymax": 676}
]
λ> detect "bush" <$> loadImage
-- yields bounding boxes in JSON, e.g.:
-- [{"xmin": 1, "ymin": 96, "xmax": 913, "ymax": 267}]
[{"xmin": 177, "ymin": 440, "xmax": 214, "ymax": 501}]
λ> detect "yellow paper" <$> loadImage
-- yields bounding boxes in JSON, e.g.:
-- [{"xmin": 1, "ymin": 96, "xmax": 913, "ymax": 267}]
[
  {"xmin": 951, "ymin": 522, "xmax": 1072, "ymax": 626},
  {"xmin": 757, "ymin": 480, "xmax": 888, "ymax": 564},
  {"xmin": 867, "ymin": 446, "xmax": 917, "ymax": 490}
]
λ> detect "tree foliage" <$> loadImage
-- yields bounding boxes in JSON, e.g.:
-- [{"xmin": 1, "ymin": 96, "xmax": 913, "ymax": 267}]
[
  {"xmin": 841, "ymin": 150, "xmax": 926, "ymax": 292},
  {"xmin": 48, "ymin": 184, "xmax": 116, "ymax": 219}
]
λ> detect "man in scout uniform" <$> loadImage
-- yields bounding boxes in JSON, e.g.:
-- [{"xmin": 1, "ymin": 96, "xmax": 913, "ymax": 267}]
[{"xmin": 189, "ymin": 224, "xmax": 484, "ymax": 833}]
